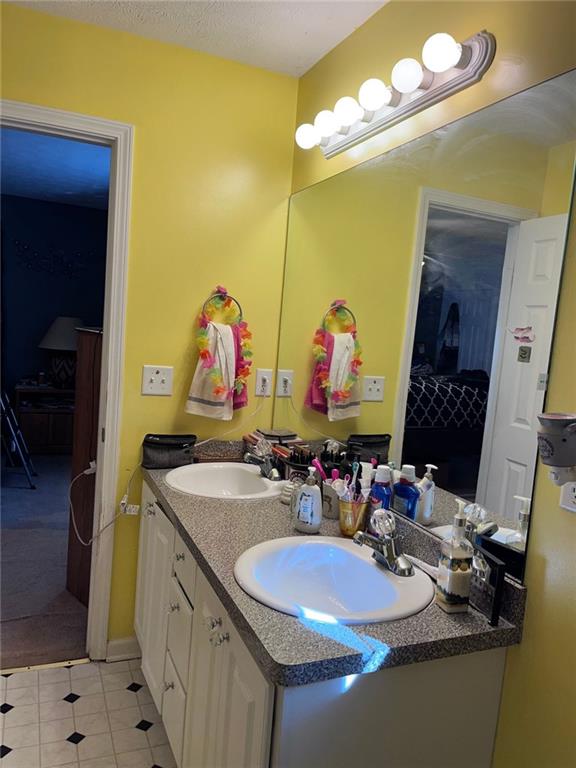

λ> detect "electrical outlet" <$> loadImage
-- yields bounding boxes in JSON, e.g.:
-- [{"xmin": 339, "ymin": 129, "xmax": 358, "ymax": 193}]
[
  {"xmin": 560, "ymin": 482, "xmax": 576, "ymax": 512},
  {"xmin": 276, "ymin": 369, "xmax": 294, "ymax": 397},
  {"xmin": 255, "ymin": 368, "xmax": 273, "ymax": 397},
  {"xmin": 142, "ymin": 365, "xmax": 173, "ymax": 396},
  {"xmin": 362, "ymin": 376, "xmax": 385, "ymax": 402},
  {"xmin": 124, "ymin": 504, "xmax": 140, "ymax": 516}
]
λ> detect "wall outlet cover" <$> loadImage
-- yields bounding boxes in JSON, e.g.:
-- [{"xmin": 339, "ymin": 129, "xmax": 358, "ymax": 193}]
[
  {"xmin": 124, "ymin": 504, "xmax": 140, "ymax": 516},
  {"xmin": 560, "ymin": 481, "xmax": 576, "ymax": 513},
  {"xmin": 255, "ymin": 368, "xmax": 273, "ymax": 397},
  {"xmin": 362, "ymin": 376, "xmax": 385, "ymax": 402},
  {"xmin": 141, "ymin": 365, "xmax": 173, "ymax": 396},
  {"xmin": 276, "ymin": 370, "xmax": 294, "ymax": 397}
]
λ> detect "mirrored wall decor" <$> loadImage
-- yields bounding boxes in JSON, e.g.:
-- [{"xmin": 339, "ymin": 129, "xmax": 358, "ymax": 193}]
[{"xmin": 273, "ymin": 70, "xmax": 576, "ymax": 582}]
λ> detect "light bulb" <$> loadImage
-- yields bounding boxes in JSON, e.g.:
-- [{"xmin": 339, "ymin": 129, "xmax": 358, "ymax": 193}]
[
  {"xmin": 391, "ymin": 58, "xmax": 427, "ymax": 94},
  {"xmin": 313, "ymin": 110, "xmax": 339, "ymax": 139},
  {"xmin": 295, "ymin": 123, "xmax": 319, "ymax": 150},
  {"xmin": 333, "ymin": 96, "xmax": 364, "ymax": 127},
  {"xmin": 358, "ymin": 78, "xmax": 392, "ymax": 111},
  {"xmin": 422, "ymin": 33, "xmax": 463, "ymax": 73}
]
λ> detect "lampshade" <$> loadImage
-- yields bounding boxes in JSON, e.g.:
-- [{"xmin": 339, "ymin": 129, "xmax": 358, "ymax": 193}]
[{"xmin": 39, "ymin": 316, "xmax": 83, "ymax": 351}]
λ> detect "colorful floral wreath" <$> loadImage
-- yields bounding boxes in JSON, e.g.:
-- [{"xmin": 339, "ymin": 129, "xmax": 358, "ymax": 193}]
[
  {"xmin": 312, "ymin": 300, "xmax": 362, "ymax": 402},
  {"xmin": 196, "ymin": 285, "xmax": 252, "ymax": 399}
]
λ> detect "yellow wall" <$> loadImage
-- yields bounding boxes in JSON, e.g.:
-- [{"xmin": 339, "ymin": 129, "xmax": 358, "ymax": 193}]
[
  {"xmin": 275, "ymin": 134, "xmax": 567, "ymax": 444},
  {"xmin": 294, "ymin": 1, "xmax": 576, "ymax": 191},
  {"xmin": 0, "ymin": 4, "xmax": 298, "ymax": 639}
]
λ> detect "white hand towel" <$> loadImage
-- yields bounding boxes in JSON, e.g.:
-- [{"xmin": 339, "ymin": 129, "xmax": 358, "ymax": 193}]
[
  {"xmin": 186, "ymin": 322, "xmax": 236, "ymax": 420},
  {"xmin": 327, "ymin": 333, "xmax": 361, "ymax": 422}
]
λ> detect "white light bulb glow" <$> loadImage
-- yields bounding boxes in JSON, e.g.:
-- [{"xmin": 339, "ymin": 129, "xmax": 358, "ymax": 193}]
[
  {"xmin": 358, "ymin": 79, "xmax": 393, "ymax": 112},
  {"xmin": 314, "ymin": 109, "xmax": 339, "ymax": 139},
  {"xmin": 295, "ymin": 123, "xmax": 319, "ymax": 150},
  {"xmin": 391, "ymin": 58, "xmax": 427, "ymax": 94},
  {"xmin": 333, "ymin": 96, "xmax": 364, "ymax": 127},
  {"xmin": 422, "ymin": 33, "xmax": 463, "ymax": 73}
]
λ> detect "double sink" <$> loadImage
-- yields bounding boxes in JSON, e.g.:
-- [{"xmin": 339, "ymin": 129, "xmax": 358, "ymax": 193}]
[{"xmin": 165, "ymin": 462, "xmax": 434, "ymax": 625}]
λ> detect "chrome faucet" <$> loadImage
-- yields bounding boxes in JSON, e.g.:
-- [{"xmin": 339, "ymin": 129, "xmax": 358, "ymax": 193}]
[
  {"xmin": 353, "ymin": 510, "xmax": 414, "ymax": 577},
  {"xmin": 243, "ymin": 452, "xmax": 281, "ymax": 481}
]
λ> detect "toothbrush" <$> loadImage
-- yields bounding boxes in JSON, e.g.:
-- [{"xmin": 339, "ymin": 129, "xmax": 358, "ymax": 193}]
[{"xmin": 312, "ymin": 458, "xmax": 327, "ymax": 481}]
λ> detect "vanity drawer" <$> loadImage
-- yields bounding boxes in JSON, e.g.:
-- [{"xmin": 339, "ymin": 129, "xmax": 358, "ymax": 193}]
[
  {"xmin": 167, "ymin": 576, "xmax": 193, "ymax": 687},
  {"xmin": 173, "ymin": 531, "xmax": 196, "ymax": 601},
  {"xmin": 163, "ymin": 651, "xmax": 186, "ymax": 768}
]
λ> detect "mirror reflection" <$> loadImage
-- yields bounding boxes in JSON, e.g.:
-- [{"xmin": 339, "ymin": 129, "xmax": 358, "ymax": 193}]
[{"xmin": 273, "ymin": 70, "xmax": 576, "ymax": 581}]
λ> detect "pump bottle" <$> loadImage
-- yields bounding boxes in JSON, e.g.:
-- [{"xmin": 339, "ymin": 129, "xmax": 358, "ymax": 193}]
[
  {"xmin": 435, "ymin": 499, "xmax": 474, "ymax": 613},
  {"xmin": 293, "ymin": 467, "xmax": 323, "ymax": 534}
]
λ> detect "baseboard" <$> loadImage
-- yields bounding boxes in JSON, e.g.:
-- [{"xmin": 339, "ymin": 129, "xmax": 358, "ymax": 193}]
[{"xmin": 105, "ymin": 635, "xmax": 141, "ymax": 663}]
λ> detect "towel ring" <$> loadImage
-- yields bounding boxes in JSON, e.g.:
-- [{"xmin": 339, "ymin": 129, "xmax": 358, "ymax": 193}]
[
  {"xmin": 202, "ymin": 292, "xmax": 243, "ymax": 322},
  {"xmin": 322, "ymin": 302, "xmax": 357, "ymax": 330}
]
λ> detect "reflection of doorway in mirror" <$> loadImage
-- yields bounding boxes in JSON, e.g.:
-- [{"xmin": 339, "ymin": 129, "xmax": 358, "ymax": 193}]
[{"xmin": 397, "ymin": 189, "xmax": 567, "ymax": 526}]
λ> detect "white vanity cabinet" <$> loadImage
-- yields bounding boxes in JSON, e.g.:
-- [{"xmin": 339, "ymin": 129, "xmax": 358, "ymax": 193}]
[{"xmin": 136, "ymin": 482, "xmax": 272, "ymax": 768}]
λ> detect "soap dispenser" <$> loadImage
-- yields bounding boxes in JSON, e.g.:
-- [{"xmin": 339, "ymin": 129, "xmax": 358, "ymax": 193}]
[
  {"xmin": 293, "ymin": 467, "xmax": 322, "ymax": 534},
  {"xmin": 435, "ymin": 499, "xmax": 474, "ymax": 613},
  {"xmin": 393, "ymin": 464, "xmax": 420, "ymax": 520},
  {"xmin": 506, "ymin": 495, "xmax": 531, "ymax": 549},
  {"xmin": 415, "ymin": 463, "xmax": 438, "ymax": 526}
]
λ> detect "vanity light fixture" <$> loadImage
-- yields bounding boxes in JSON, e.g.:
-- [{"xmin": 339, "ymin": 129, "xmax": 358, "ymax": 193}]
[{"xmin": 294, "ymin": 30, "xmax": 496, "ymax": 158}]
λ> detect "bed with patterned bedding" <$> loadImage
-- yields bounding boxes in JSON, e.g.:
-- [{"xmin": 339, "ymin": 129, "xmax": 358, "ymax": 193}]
[{"xmin": 405, "ymin": 374, "xmax": 489, "ymax": 430}]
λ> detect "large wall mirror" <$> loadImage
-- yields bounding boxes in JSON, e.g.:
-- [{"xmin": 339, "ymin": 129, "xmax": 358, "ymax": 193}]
[{"xmin": 273, "ymin": 70, "xmax": 576, "ymax": 582}]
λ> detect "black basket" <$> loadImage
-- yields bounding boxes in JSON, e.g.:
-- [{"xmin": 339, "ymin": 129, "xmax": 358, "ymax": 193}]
[
  {"xmin": 141, "ymin": 434, "xmax": 197, "ymax": 469},
  {"xmin": 347, "ymin": 434, "xmax": 391, "ymax": 463}
]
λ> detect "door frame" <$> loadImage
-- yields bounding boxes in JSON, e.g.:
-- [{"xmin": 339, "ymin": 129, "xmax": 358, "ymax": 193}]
[
  {"xmin": 1, "ymin": 100, "xmax": 133, "ymax": 659},
  {"xmin": 392, "ymin": 187, "xmax": 537, "ymax": 469}
]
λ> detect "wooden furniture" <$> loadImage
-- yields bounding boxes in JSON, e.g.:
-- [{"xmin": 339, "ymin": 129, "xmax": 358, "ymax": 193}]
[
  {"xmin": 67, "ymin": 328, "xmax": 102, "ymax": 608},
  {"xmin": 14, "ymin": 385, "xmax": 75, "ymax": 454}
]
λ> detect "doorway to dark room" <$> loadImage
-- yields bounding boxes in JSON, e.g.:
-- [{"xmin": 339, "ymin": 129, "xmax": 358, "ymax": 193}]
[{"xmin": 1, "ymin": 127, "xmax": 110, "ymax": 669}]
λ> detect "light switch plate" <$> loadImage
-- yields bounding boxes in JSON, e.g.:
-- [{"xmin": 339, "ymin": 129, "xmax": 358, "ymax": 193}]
[
  {"xmin": 276, "ymin": 370, "xmax": 294, "ymax": 397},
  {"xmin": 362, "ymin": 376, "xmax": 385, "ymax": 402},
  {"xmin": 560, "ymin": 482, "xmax": 576, "ymax": 512},
  {"xmin": 141, "ymin": 365, "xmax": 173, "ymax": 396},
  {"xmin": 255, "ymin": 369, "xmax": 273, "ymax": 397}
]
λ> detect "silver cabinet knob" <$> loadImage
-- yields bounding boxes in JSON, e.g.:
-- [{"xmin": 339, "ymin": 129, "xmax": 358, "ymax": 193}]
[
  {"xmin": 168, "ymin": 602, "xmax": 180, "ymax": 613},
  {"xmin": 146, "ymin": 503, "xmax": 156, "ymax": 516},
  {"xmin": 204, "ymin": 616, "xmax": 222, "ymax": 631},
  {"xmin": 164, "ymin": 681, "xmax": 174, "ymax": 692},
  {"xmin": 209, "ymin": 632, "xmax": 230, "ymax": 647},
  {"xmin": 175, "ymin": 552, "xmax": 185, "ymax": 561}
]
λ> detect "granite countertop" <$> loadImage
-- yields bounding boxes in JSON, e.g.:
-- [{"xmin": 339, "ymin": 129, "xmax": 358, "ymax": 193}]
[{"xmin": 143, "ymin": 469, "xmax": 524, "ymax": 687}]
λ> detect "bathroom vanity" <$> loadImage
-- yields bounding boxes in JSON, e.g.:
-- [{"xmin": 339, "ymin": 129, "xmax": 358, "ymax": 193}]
[{"xmin": 135, "ymin": 469, "xmax": 525, "ymax": 768}]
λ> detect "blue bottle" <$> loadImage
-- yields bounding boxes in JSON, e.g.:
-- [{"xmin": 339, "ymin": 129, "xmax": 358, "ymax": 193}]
[
  {"xmin": 367, "ymin": 465, "xmax": 393, "ymax": 534},
  {"xmin": 393, "ymin": 464, "xmax": 420, "ymax": 521}
]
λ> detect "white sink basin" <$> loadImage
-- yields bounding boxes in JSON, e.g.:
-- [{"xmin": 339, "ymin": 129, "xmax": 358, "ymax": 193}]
[
  {"xmin": 234, "ymin": 536, "xmax": 434, "ymax": 624},
  {"xmin": 165, "ymin": 462, "xmax": 283, "ymax": 500}
]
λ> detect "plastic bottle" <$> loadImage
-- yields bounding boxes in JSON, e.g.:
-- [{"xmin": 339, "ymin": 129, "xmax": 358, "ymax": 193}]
[
  {"xmin": 435, "ymin": 499, "xmax": 474, "ymax": 613},
  {"xmin": 367, "ymin": 465, "xmax": 393, "ymax": 534},
  {"xmin": 505, "ymin": 495, "xmax": 531, "ymax": 549},
  {"xmin": 393, "ymin": 464, "xmax": 420, "ymax": 520},
  {"xmin": 293, "ymin": 467, "xmax": 323, "ymax": 534},
  {"xmin": 415, "ymin": 463, "xmax": 438, "ymax": 526}
]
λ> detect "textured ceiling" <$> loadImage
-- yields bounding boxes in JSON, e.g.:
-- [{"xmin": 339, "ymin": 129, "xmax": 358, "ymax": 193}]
[
  {"xmin": 16, "ymin": 0, "xmax": 386, "ymax": 76},
  {"xmin": 1, "ymin": 128, "xmax": 111, "ymax": 209}
]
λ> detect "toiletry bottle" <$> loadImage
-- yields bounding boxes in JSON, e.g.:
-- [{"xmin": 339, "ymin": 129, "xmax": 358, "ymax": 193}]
[
  {"xmin": 367, "ymin": 465, "xmax": 393, "ymax": 534},
  {"xmin": 435, "ymin": 499, "xmax": 474, "ymax": 613},
  {"xmin": 507, "ymin": 495, "xmax": 531, "ymax": 549},
  {"xmin": 415, "ymin": 463, "xmax": 438, "ymax": 526},
  {"xmin": 293, "ymin": 467, "xmax": 322, "ymax": 534},
  {"xmin": 393, "ymin": 464, "xmax": 420, "ymax": 520}
]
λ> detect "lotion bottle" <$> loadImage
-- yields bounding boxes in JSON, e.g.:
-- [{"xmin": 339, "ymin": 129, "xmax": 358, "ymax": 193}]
[
  {"xmin": 293, "ymin": 467, "xmax": 322, "ymax": 534},
  {"xmin": 415, "ymin": 463, "xmax": 438, "ymax": 526},
  {"xmin": 435, "ymin": 499, "xmax": 473, "ymax": 613}
]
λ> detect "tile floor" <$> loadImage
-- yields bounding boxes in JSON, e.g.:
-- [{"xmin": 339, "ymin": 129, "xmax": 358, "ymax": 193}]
[{"xmin": 0, "ymin": 659, "xmax": 176, "ymax": 768}]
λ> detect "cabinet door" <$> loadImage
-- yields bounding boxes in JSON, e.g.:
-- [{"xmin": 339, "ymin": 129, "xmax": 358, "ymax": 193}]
[
  {"xmin": 214, "ymin": 617, "xmax": 273, "ymax": 768},
  {"xmin": 166, "ymin": 576, "xmax": 194, "ymax": 687},
  {"xmin": 134, "ymin": 482, "xmax": 156, "ymax": 651},
  {"xmin": 163, "ymin": 652, "xmax": 187, "ymax": 767},
  {"xmin": 182, "ymin": 571, "xmax": 225, "ymax": 768},
  {"xmin": 141, "ymin": 503, "xmax": 175, "ymax": 712}
]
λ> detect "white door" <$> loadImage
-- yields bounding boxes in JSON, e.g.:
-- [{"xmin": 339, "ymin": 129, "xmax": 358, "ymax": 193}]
[
  {"xmin": 141, "ymin": 504, "xmax": 175, "ymax": 711},
  {"xmin": 479, "ymin": 214, "xmax": 568, "ymax": 522}
]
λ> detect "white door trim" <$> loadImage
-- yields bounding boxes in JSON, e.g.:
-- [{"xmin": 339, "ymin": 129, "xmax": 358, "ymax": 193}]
[
  {"xmin": 391, "ymin": 187, "xmax": 537, "ymax": 466},
  {"xmin": 1, "ymin": 99, "xmax": 133, "ymax": 659}
]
